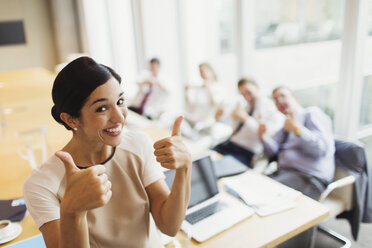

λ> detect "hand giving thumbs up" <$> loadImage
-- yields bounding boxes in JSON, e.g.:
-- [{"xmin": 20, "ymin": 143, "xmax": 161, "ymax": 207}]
[
  {"xmin": 153, "ymin": 116, "xmax": 191, "ymax": 170},
  {"xmin": 56, "ymin": 151, "xmax": 112, "ymax": 215}
]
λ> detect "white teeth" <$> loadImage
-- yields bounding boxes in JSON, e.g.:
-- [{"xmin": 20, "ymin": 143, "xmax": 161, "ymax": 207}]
[{"xmin": 105, "ymin": 126, "xmax": 121, "ymax": 133}]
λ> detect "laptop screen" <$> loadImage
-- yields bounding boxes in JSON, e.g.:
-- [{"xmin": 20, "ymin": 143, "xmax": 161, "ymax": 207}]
[{"xmin": 164, "ymin": 156, "xmax": 219, "ymax": 209}]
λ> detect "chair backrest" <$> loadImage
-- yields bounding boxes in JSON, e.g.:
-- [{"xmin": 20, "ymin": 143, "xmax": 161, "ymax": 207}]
[
  {"xmin": 328, "ymin": 139, "xmax": 366, "ymax": 211},
  {"xmin": 334, "ymin": 138, "xmax": 366, "ymax": 173},
  {"xmin": 329, "ymin": 166, "xmax": 354, "ymax": 211}
]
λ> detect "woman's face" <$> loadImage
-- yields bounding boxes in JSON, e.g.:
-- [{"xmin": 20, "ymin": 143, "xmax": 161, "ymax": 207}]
[
  {"xmin": 77, "ymin": 77, "xmax": 127, "ymax": 147},
  {"xmin": 199, "ymin": 65, "xmax": 214, "ymax": 81}
]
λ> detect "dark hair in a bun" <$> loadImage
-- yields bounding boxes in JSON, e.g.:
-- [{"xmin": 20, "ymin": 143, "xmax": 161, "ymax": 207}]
[{"xmin": 51, "ymin": 56, "xmax": 121, "ymax": 130}]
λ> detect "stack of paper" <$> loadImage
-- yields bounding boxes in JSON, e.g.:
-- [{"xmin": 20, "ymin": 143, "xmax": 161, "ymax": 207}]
[{"xmin": 221, "ymin": 172, "xmax": 302, "ymax": 216}]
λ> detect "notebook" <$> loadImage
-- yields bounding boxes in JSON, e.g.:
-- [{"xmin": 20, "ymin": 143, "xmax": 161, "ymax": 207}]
[
  {"xmin": 0, "ymin": 198, "xmax": 27, "ymax": 222},
  {"xmin": 222, "ymin": 171, "xmax": 302, "ymax": 216},
  {"xmin": 164, "ymin": 155, "xmax": 254, "ymax": 242},
  {"xmin": 213, "ymin": 155, "xmax": 248, "ymax": 178},
  {"xmin": 4, "ymin": 234, "xmax": 46, "ymax": 248}
]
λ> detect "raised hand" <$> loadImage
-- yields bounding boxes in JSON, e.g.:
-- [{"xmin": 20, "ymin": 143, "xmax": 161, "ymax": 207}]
[
  {"xmin": 232, "ymin": 104, "xmax": 248, "ymax": 123},
  {"xmin": 56, "ymin": 151, "xmax": 112, "ymax": 215},
  {"xmin": 215, "ymin": 104, "xmax": 224, "ymax": 120},
  {"xmin": 258, "ymin": 115, "xmax": 267, "ymax": 141},
  {"xmin": 284, "ymin": 113, "xmax": 301, "ymax": 133},
  {"xmin": 153, "ymin": 116, "xmax": 192, "ymax": 170}
]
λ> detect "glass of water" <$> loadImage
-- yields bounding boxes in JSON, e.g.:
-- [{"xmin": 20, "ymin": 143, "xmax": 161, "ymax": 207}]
[{"xmin": 174, "ymin": 225, "xmax": 192, "ymax": 248}]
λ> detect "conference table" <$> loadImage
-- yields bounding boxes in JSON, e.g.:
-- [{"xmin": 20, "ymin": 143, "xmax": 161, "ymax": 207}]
[{"xmin": 0, "ymin": 68, "xmax": 329, "ymax": 248}]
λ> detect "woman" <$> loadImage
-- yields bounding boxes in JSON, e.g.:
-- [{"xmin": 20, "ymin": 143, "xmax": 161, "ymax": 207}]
[
  {"xmin": 184, "ymin": 63, "xmax": 224, "ymax": 137},
  {"xmin": 23, "ymin": 57, "xmax": 192, "ymax": 248}
]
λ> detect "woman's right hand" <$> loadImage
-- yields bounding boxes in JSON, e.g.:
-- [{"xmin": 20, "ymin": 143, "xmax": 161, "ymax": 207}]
[
  {"xmin": 215, "ymin": 105, "xmax": 224, "ymax": 119},
  {"xmin": 55, "ymin": 151, "xmax": 112, "ymax": 216},
  {"xmin": 258, "ymin": 116, "xmax": 267, "ymax": 142}
]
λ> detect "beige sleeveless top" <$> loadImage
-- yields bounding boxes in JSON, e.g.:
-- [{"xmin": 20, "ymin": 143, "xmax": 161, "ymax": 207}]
[{"xmin": 23, "ymin": 130, "xmax": 165, "ymax": 248}]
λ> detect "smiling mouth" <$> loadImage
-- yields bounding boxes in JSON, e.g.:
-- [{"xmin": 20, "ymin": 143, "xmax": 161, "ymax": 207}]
[{"xmin": 103, "ymin": 124, "xmax": 122, "ymax": 136}]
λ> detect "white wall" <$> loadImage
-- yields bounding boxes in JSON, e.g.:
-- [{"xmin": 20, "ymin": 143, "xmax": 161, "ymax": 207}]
[
  {"xmin": 181, "ymin": 0, "xmax": 238, "ymax": 98},
  {"xmin": 363, "ymin": 37, "xmax": 372, "ymax": 75},
  {"xmin": 182, "ymin": 0, "xmax": 219, "ymax": 83},
  {"xmin": 79, "ymin": 0, "xmax": 113, "ymax": 66},
  {"xmin": 141, "ymin": 0, "xmax": 183, "ymax": 112},
  {"xmin": 78, "ymin": 0, "xmax": 138, "ymax": 99},
  {"xmin": 49, "ymin": 0, "xmax": 81, "ymax": 63},
  {"xmin": 0, "ymin": 0, "xmax": 57, "ymax": 71}
]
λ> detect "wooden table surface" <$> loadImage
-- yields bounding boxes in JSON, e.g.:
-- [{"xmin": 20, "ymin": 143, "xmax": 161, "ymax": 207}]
[
  {"xmin": 166, "ymin": 172, "xmax": 329, "ymax": 248},
  {"xmin": 0, "ymin": 68, "xmax": 60, "ymax": 247}
]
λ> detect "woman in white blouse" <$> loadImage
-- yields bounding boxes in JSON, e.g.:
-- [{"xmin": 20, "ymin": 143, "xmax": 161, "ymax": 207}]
[{"xmin": 184, "ymin": 63, "xmax": 224, "ymax": 136}]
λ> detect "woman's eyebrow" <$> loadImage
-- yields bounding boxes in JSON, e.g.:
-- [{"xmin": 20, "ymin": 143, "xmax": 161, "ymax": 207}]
[
  {"xmin": 90, "ymin": 92, "xmax": 124, "ymax": 106},
  {"xmin": 91, "ymin": 98, "xmax": 107, "ymax": 106}
]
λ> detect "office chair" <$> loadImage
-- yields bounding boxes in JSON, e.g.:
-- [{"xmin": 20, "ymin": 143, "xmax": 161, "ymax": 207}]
[
  {"xmin": 315, "ymin": 165, "xmax": 354, "ymax": 247},
  {"xmin": 17, "ymin": 126, "xmax": 52, "ymax": 170},
  {"xmin": 311, "ymin": 139, "xmax": 367, "ymax": 248},
  {"xmin": 259, "ymin": 138, "xmax": 365, "ymax": 248}
]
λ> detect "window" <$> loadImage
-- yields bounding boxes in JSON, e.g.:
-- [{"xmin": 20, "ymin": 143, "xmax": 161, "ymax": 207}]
[
  {"xmin": 360, "ymin": 76, "xmax": 372, "ymax": 128},
  {"xmin": 368, "ymin": 0, "xmax": 372, "ymax": 36},
  {"xmin": 217, "ymin": 0, "xmax": 237, "ymax": 54},
  {"xmin": 294, "ymin": 83, "xmax": 336, "ymax": 119},
  {"xmin": 255, "ymin": 0, "xmax": 344, "ymax": 48},
  {"xmin": 360, "ymin": 135, "xmax": 372, "ymax": 166}
]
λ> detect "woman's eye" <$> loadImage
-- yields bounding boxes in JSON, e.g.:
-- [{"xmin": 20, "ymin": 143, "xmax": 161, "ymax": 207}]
[
  {"xmin": 96, "ymin": 106, "xmax": 107, "ymax": 112},
  {"xmin": 117, "ymin": 98, "xmax": 125, "ymax": 105}
]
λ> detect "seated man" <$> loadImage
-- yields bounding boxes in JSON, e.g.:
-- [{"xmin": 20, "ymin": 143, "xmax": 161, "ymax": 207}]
[
  {"xmin": 213, "ymin": 78, "xmax": 282, "ymax": 167},
  {"xmin": 259, "ymin": 86, "xmax": 335, "ymax": 200},
  {"xmin": 129, "ymin": 58, "xmax": 169, "ymax": 119}
]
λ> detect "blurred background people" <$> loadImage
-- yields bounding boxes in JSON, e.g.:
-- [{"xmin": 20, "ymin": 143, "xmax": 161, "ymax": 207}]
[
  {"xmin": 213, "ymin": 78, "xmax": 282, "ymax": 167},
  {"xmin": 129, "ymin": 58, "xmax": 169, "ymax": 120},
  {"xmin": 182, "ymin": 63, "xmax": 225, "ymax": 139},
  {"xmin": 259, "ymin": 86, "xmax": 335, "ymax": 200}
]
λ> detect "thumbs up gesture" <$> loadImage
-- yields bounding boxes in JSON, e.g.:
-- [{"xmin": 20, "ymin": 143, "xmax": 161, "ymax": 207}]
[
  {"xmin": 258, "ymin": 115, "xmax": 267, "ymax": 141},
  {"xmin": 153, "ymin": 116, "xmax": 192, "ymax": 170},
  {"xmin": 56, "ymin": 151, "xmax": 112, "ymax": 215},
  {"xmin": 284, "ymin": 113, "xmax": 301, "ymax": 133}
]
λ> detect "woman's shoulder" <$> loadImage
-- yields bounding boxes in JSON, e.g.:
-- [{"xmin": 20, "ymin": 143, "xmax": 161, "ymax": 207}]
[{"xmin": 23, "ymin": 155, "xmax": 65, "ymax": 193}]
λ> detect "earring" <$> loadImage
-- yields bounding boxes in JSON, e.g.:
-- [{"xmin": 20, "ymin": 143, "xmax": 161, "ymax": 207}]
[{"xmin": 73, "ymin": 127, "xmax": 77, "ymax": 131}]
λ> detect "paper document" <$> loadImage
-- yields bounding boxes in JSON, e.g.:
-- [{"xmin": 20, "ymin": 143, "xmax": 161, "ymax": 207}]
[
  {"xmin": 4, "ymin": 234, "xmax": 46, "ymax": 248},
  {"xmin": 222, "ymin": 172, "xmax": 301, "ymax": 216}
]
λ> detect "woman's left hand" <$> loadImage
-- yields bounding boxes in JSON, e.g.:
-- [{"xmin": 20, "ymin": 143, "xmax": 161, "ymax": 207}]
[{"xmin": 153, "ymin": 116, "xmax": 192, "ymax": 170}]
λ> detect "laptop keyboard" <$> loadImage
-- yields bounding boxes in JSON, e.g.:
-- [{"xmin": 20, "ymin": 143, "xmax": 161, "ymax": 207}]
[{"xmin": 185, "ymin": 201, "xmax": 228, "ymax": 224}]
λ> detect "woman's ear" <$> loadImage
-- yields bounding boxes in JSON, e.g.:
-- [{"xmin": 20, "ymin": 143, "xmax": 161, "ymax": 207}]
[{"xmin": 60, "ymin": 112, "xmax": 79, "ymax": 130}]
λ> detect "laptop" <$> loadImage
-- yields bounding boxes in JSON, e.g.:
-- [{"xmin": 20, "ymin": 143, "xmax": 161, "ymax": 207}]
[{"xmin": 164, "ymin": 154, "xmax": 254, "ymax": 242}]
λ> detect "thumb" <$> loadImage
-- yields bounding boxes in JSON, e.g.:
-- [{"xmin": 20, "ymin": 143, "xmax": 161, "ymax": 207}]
[
  {"xmin": 171, "ymin": 116, "xmax": 183, "ymax": 136},
  {"xmin": 55, "ymin": 151, "xmax": 79, "ymax": 177},
  {"xmin": 287, "ymin": 111, "xmax": 295, "ymax": 119},
  {"xmin": 258, "ymin": 114, "xmax": 264, "ymax": 123}
]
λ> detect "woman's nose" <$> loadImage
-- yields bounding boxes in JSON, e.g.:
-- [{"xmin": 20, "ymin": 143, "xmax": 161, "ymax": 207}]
[{"xmin": 111, "ymin": 106, "xmax": 126, "ymax": 123}]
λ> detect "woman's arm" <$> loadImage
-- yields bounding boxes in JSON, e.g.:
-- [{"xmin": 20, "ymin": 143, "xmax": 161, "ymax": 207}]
[
  {"xmin": 40, "ymin": 214, "xmax": 89, "ymax": 248},
  {"xmin": 146, "ymin": 170, "xmax": 191, "ymax": 236},
  {"xmin": 147, "ymin": 116, "xmax": 192, "ymax": 236},
  {"xmin": 41, "ymin": 151, "xmax": 113, "ymax": 248}
]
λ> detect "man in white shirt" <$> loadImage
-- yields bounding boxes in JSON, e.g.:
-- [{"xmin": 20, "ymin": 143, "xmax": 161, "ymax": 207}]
[
  {"xmin": 213, "ymin": 78, "xmax": 282, "ymax": 167},
  {"xmin": 129, "ymin": 58, "xmax": 169, "ymax": 119}
]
